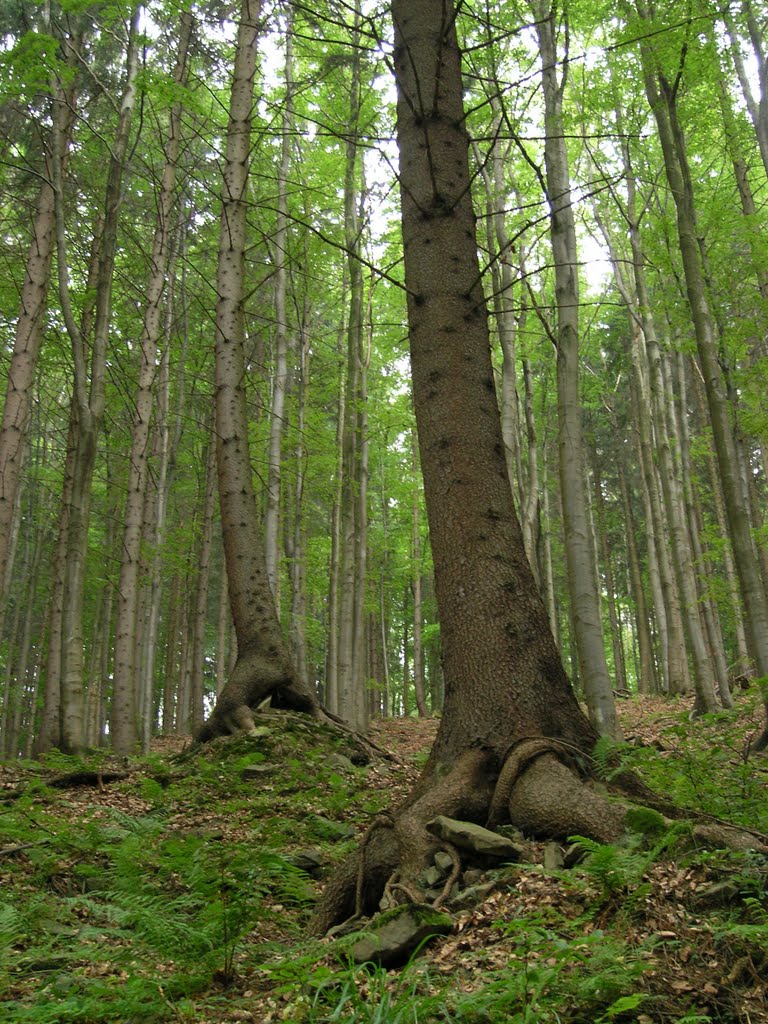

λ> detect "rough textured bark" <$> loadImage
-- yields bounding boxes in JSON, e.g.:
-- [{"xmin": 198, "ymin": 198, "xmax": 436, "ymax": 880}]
[
  {"xmin": 313, "ymin": 0, "xmax": 632, "ymax": 934},
  {"xmin": 198, "ymin": 0, "xmax": 320, "ymax": 743},
  {"xmin": 411, "ymin": 434, "xmax": 427, "ymax": 717}
]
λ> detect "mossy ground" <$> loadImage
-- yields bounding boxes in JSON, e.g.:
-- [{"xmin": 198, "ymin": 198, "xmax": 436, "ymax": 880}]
[{"xmin": 1, "ymin": 696, "xmax": 766, "ymax": 1023}]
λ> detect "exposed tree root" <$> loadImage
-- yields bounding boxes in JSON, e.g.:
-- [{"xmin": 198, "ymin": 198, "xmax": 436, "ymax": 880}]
[
  {"xmin": 433, "ymin": 842, "xmax": 461, "ymax": 909},
  {"xmin": 311, "ymin": 821, "xmax": 400, "ymax": 936},
  {"xmin": 506, "ymin": 753, "xmax": 627, "ymax": 842},
  {"xmin": 486, "ymin": 737, "xmax": 588, "ymax": 827},
  {"xmin": 312, "ymin": 747, "xmax": 767, "ymax": 935}
]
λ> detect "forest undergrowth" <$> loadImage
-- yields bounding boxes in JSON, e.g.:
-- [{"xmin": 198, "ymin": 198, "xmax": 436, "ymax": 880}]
[{"xmin": 1, "ymin": 694, "xmax": 767, "ymax": 1024}]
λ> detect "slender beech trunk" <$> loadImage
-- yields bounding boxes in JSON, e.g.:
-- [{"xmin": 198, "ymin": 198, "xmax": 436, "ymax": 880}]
[
  {"xmin": 111, "ymin": 13, "xmax": 192, "ymax": 752},
  {"xmin": 535, "ymin": 1, "xmax": 618, "ymax": 737},
  {"xmin": 717, "ymin": 78, "xmax": 768, "ymax": 305},
  {"xmin": 598, "ymin": 140, "xmax": 690, "ymax": 694},
  {"xmin": 0, "ymin": 27, "xmax": 80, "ymax": 596},
  {"xmin": 656, "ymin": 333, "xmax": 719, "ymax": 712},
  {"xmin": 53, "ymin": 10, "xmax": 140, "ymax": 753},
  {"xmin": 287, "ymin": 321, "xmax": 310, "ymax": 686},
  {"xmin": 325, "ymin": 301, "xmax": 347, "ymax": 716},
  {"xmin": 619, "ymin": 464, "xmax": 657, "ymax": 694},
  {"xmin": 401, "ymin": 596, "xmax": 410, "ymax": 718},
  {"xmin": 336, "ymin": 8, "xmax": 369, "ymax": 731},
  {"xmin": 723, "ymin": 3, "xmax": 768, "ymax": 179},
  {"xmin": 670, "ymin": 352, "xmax": 732, "ymax": 708},
  {"xmin": 189, "ymin": 438, "xmax": 217, "ymax": 734},
  {"xmin": 264, "ymin": 11, "xmax": 294, "ymax": 598},
  {"xmin": 142, "ymin": 222, "xmax": 189, "ymax": 736},
  {"xmin": 162, "ymin": 573, "xmax": 182, "ymax": 732},
  {"xmin": 692, "ymin": 371, "xmax": 752, "ymax": 679},
  {"xmin": 592, "ymin": 458, "xmax": 628, "ymax": 694},
  {"xmin": 637, "ymin": 11, "xmax": 768, "ymax": 742}
]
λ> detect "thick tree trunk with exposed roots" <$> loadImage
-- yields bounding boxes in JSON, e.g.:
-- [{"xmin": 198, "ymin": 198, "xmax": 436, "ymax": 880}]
[{"xmin": 312, "ymin": 0, "xmax": 641, "ymax": 935}]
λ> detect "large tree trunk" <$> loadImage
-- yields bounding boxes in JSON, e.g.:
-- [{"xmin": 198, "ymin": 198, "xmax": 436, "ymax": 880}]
[
  {"xmin": 313, "ymin": 0, "xmax": 629, "ymax": 933},
  {"xmin": 197, "ymin": 0, "xmax": 320, "ymax": 743}
]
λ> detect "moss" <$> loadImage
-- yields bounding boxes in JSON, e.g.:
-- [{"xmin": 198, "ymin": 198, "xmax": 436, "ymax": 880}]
[
  {"xmin": 373, "ymin": 902, "xmax": 453, "ymax": 931},
  {"xmin": 624, "ymin": 806, "xmax": 667, "ymax": 836}
]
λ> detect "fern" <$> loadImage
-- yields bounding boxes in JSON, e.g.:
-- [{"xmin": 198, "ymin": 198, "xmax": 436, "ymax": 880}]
[
  {"xmin": 71, "ymin": 889, "xmax": 214, "ymax": 955},
  {"xmin": 568, "ymin": 835, "xmax": 651, "ymax": 907}
]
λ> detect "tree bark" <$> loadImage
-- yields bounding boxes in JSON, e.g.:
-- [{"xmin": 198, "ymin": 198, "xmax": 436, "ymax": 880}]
[
  {"xmin": 314, "ymin": 0, "xmax": 622, "ymax": 934},
  {"xmin": 637, "ymin": 6, "xmax": 768, "ymax": 741},
  {"xmin": 198, "ymin": 0, "xmax": 320, "ymax": 742},
  {"xmin": 534, "ymin": 0, "xmax": 619, "ymax": 738},
  {"xmin": 0, "ymin": 25, "xmax": 80, "ymax": 597},
  {"xmin": 264, "ymin": 9, "xmax": 294, "ymax": 599},
  {"xmin": 335, "ymin": 6, "xmax": 369, "ymax": 731},
  {"xmin": 411, "ymin": 432, "xmax": 427, "ymax": 717},
  {"xmin": 111, "ymin": 12, "xmax": 192, "ymax": 753}
]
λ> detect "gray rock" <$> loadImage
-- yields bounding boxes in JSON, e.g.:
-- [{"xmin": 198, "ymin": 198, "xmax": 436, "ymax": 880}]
[
  {"xmin": 543, "ymin": 842, "xmax": 565, "ymax": 871},
  {"xmin": 287, "ymin": 848, "xmax": 324, "ymax": 875},
  {"xmin": 563, "ymin": 843, "xmax": 588, "ymax": 868},
  {"xmin": 693, "ymin": 879, "xmax": 742, "ymax": 906},
  {"xmin": 308, "ymin": 815, "xmax": 357, "ymax": 841},
  {"xmin": 497, "ymin": 825, "xmax": 526, "ymax": 844},
  {"xmin": 434, "ymin": 851, "xmax": 454, "ymax": 872},
  {"xmin": 427, "ymin": 815, "xmax": 527, "ymax": 860},
  {"xmin": 329, "ymin": 753, "xmax": 356, "ymax": 773},
  {"xmin": 447, "ymin": 881, "xmax": 496, "ymax": 910},
  {"xmin": 422, "ymin": 865, "xmax": 444, "ymax": 887},
  {"xmin": 241, "ymin": 763, "xmax": 275, "ymax": 779},
  {"xmin": 349, "ymin": 904, "xmax": 453, "ymax": 966}
]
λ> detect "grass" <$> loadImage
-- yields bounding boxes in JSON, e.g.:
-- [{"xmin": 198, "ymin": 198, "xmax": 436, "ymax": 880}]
[{"xmin": 0, "ymin": 696, "xmax": 766, "ymax": 1023}]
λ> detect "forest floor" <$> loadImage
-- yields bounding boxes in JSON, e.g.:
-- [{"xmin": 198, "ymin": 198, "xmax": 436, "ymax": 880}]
[{"xmin": 1, "ymin": 693, "xmax": 767, "ymax": 1024}]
